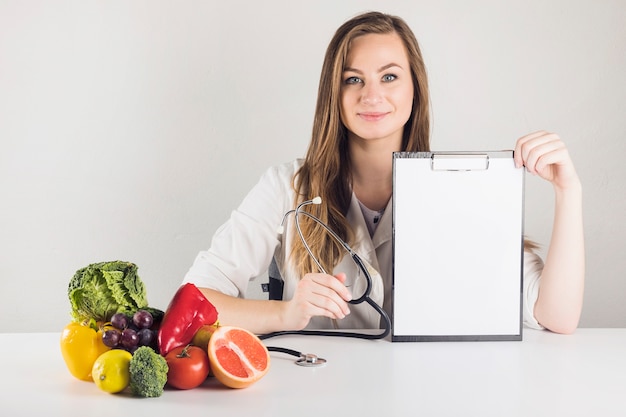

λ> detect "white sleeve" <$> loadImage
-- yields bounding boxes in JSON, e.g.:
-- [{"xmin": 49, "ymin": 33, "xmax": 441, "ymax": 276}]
[
  {"xmin": 182, "ymin": 163, "xmax": 294, "ymax": 297},
  {"xmin": 522, "ymin": 250, "xmax": 545, "ymax": 330}
]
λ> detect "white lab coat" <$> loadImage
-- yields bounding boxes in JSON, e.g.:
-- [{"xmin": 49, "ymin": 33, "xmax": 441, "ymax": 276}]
[{"xmin": 183, "ymin": 159, "xmax": 544, "ymax": 330}]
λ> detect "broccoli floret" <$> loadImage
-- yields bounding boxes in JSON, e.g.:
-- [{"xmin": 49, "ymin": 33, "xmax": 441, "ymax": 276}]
[{"xmin": 129, "ymin": 346, "xmax": 168, "ymax": 397}]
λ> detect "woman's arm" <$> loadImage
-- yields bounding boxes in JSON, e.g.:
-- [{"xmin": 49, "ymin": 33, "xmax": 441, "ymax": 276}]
[
  {"xmin": 198, "ymin": 272, "xmax": 352, "ymax": 334},
  {"xmin": 515, "ymin": 131, "xmax": 585, "ymax": 334}
]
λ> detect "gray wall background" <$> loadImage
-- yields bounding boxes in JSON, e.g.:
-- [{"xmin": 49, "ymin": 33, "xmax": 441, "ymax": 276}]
[{"xmin": 1, "ymin": 0, "xmax": 624, "ymax": 332}]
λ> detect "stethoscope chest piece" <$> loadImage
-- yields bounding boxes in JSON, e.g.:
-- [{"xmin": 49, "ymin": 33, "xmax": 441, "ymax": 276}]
[{"xmin": 295, "ymin": 353, "xmax": 327, "ymax": 367}]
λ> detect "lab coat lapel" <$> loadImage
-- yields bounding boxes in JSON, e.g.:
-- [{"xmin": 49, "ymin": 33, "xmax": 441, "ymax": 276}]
[
  {"xmin": 346, "ymin": 194, "xmax": 392, "ymax": 268},
  {"xmin": 346, "ymin": 193, "xmax": 376, "ymax": 264},
  {"xmin": 344, "ymin": 193, "xmax": 387, "ymax": 325},
  {"xmin": 372, "ymin": 198, "xmax": 393, "ymax": 250}
]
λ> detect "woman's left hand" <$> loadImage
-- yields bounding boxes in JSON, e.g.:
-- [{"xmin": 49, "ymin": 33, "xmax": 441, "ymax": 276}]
[{"xmin": 514, "ymin": 130, "xmax": 581, "ymax": 191}]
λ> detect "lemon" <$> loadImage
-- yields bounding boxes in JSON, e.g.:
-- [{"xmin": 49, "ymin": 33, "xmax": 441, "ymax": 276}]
[{"xmin": 92, "ymin": 349, "xmax": 132, "ymax": 394}]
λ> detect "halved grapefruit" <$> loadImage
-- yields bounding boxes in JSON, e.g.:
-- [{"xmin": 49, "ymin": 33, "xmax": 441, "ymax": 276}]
[{"xmin": 207, "ymin": 326, "xmax": 270, "ymax": 389}]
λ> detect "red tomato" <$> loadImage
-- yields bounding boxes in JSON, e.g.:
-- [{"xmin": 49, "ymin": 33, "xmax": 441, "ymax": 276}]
[{"xmin": 165, "ymin": 344, "xmax": 210, "ymax": 390}]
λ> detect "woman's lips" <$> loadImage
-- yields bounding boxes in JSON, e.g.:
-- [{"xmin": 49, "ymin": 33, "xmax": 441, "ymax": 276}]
[{"xmin": 358, "ymin": 112, "xmax": 388, "ymax": 121}]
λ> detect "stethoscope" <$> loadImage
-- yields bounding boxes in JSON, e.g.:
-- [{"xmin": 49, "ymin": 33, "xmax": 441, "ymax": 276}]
[{"xmin": 261, "ymin": 197, "xmax": 392, "ymax": 366}]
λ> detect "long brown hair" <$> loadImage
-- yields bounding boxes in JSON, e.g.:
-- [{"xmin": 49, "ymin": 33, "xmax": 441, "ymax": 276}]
[{"xmin": 290, "ymin": 11, "xmax": 431, "ymax": 276}]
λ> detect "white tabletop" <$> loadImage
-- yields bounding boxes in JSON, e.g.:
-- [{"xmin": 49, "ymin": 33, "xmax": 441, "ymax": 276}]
[{"xmin": 2, "ymin": 328, "xmax": 625, "ymax": 416}]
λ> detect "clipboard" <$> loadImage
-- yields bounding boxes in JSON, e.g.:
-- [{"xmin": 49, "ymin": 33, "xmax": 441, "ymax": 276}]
[{"xmin": 391, "ymin": 151, "xmax": 524, "ymax": 342}]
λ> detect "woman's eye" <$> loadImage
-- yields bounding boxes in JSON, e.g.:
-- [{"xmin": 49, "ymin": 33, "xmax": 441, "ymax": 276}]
[
  {"xmin": 344, "ymin": 76, "xmax": 362, "ymax": 85},
  {"xmin": 382, "ymin": 74, "xmax": 397, "ymax": 82}
]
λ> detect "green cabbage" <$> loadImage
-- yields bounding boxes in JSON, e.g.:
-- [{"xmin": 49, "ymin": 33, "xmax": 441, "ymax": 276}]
[{"xmin": 68, "ymin": 260, "xmax": 149, "ymax": 322}]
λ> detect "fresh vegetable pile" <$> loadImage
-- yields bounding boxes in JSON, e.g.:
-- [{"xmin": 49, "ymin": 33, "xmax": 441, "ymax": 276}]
[{"xmin": 60, "ymin": 260, "xmax": 270, "ymax": 396}]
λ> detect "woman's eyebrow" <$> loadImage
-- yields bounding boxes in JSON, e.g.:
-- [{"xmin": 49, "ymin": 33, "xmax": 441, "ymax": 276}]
[
  {"xmin": 378, "ymin": 62, "xmax": 403, "ymax": 72},
  {"xmin": 343, "ymin": 63, "xmax": 404, "ymax": 73}
]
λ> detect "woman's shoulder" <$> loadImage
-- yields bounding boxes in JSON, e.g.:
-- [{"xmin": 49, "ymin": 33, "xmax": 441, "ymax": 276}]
[
  {"xmin": 238, "ymin": 159, "xmax": 303, "ymax": 220},
  {"xmin": 258, "ymin": 158, "xmax": 304, "ymax": 187},
  {"xmin": 265, "ymin": 158, "xmax": 304, "ymax": 176},
  {"xmin": 523, "ymin": 248, "xmax": 544, "ymax": 276}
]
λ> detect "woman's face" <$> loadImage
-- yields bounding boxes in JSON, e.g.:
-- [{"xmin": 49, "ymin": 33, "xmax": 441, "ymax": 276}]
[{"xmin": 340, "ymin": 32, "xmax": 414, "ymax": 146}]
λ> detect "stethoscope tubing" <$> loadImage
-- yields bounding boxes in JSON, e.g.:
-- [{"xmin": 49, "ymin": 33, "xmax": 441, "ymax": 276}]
[{"xmin": 262, "ymin": 197, "xmax": 392, "ymax": 341}]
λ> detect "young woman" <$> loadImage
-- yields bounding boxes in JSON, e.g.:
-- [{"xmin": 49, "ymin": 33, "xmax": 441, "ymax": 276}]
[{"xmin": 183, "ymin": 11, "xmax": 584, "ymax": 335}]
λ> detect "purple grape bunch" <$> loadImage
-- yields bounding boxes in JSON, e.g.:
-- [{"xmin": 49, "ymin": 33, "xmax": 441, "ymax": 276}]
[{"xmin": 102, "ymin": 310, "xmax": 156, "ymax": 354}]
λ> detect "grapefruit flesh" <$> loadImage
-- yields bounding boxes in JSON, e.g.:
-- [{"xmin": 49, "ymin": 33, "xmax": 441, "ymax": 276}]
[{"xmin": 208, "ymin": 326, "xmax": 270, "ymax": 388}]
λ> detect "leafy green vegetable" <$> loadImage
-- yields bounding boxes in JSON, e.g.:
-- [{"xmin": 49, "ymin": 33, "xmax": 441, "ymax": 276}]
[
  {"xmin": 129, "ymin": 346, "xmax": 168, "ymax": 397},
  {"xmin": 68, "ymin": 260, "xmax": 150, "ymax": 322}
]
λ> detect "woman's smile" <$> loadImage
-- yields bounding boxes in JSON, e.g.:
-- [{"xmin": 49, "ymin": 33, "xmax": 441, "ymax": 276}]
[{"xmin": 358, "ymin": 111, "xmax": 390, "ymax": 122}]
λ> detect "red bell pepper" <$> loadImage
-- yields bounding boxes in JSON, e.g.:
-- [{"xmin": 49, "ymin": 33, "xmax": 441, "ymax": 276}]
[{"xmin": 157, "ymin": 283, "xmax": 219, "ymax": 356}]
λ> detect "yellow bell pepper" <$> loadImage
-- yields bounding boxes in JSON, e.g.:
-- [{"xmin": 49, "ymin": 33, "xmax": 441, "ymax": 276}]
[{"xmin": 60, "ymin": 321, "xmax": 111, "ymax": 381}]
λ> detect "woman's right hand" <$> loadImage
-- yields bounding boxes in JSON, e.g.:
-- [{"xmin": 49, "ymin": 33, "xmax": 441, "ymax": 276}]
[{"xmin": 282, "ymin": 272, "xmax": 353, "ymax": 330}]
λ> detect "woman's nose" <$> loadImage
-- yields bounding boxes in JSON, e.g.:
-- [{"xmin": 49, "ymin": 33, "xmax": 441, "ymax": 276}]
[{"xmin": 361, "ymin": 83, "xmax": 383, "ymax": 105}]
